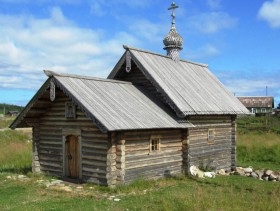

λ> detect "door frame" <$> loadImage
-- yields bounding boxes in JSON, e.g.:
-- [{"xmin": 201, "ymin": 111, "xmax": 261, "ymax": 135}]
[{"xmin": 62, "ymin": 129, "xmax": 82, "ymax": 180}]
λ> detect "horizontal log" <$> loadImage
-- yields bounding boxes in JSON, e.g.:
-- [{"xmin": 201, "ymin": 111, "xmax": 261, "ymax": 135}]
[
  {"xmin": 82, "ymin": 142, "xmax": 108, "ymax": 150},
  {"xmin": 39, "ymin": 149, "xmax": 63, "ymax": 155},
  {"xmin": 125, "ymin": 163, "xmax": 182, "ymax": 178},
  {"xmin": 126, "ymin": 150, "xmax": 182, "ymax": 162},
  {"xmin": 82, "ymin": 154, "xmax": 107, "ymax": 162},
  {"xmin": 39, "ymin": 155, "xmax": 62, "ymax": 161},
  {"xmin": 39, "ymin": 144, "xmax": 62, "ymax": 150},
  {"xmin": 126, "ymin": 157, "xmax": 182, "ymax": 170},
  {"xmin": 40, "ymin": 167, "xmax": 62, "ymax": 174},
  {"xmin": 124, "ymin": 129, "xmax": 182, "ymax": 137},
  {"xmin": 82, "ymin": 133, "xmax": 108, "ymax": 139},
  {"xmin": 82, "ymin": 148, "xmax": 107, "ymax": 155},
  {"xmin": 82, "ymin": 167, "xmax": 107, "ymax": 174},
  {"xmin": 40, "ymin": 161, "xmax": 62, "ymax": 168},
  {"xmin": 40, "ymin": 140, "xmax": 62, "ymax": 146},
  {"xmin": 82, "ymin": 159, "xmax": 107, "ymax": 167},
  {"xmin": 40, "ymin": 122, "xmax": 94, "ymax": 126}
]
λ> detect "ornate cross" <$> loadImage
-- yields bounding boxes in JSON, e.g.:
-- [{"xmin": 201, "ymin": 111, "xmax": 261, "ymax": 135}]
[{"xmin": 168, "ymin": 2, "xmax": 179, "ymax": 25}]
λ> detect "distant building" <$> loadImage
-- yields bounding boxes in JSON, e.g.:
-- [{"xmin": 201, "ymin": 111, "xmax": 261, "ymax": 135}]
[
  {"xmin": 6, "ymin": 111, "xmax": 20, "ymax": 117},
  {"xmin": 237, "ymin": 96, "xmax": 274, "ymax": 116}
]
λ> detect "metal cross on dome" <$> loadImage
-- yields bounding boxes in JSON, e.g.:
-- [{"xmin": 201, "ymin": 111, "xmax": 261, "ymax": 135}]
[{"xmin": 168, "ymin": 2, "xmax": 179, "ymax": 25}]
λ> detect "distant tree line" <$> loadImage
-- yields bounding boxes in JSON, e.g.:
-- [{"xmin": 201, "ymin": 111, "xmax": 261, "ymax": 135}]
[{"xmin": 0, "ymin": 103, "xmax": 23, "ymax": 114}]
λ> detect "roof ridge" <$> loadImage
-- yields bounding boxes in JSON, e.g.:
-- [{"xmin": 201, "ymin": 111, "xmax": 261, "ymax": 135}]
[
  {"xmin": 43, "ymin": 70, "xmax": 133, "ymax": 85},
  {"xmin": 123, "ymin": 45, "xmax": 208, "ymax": 68}
]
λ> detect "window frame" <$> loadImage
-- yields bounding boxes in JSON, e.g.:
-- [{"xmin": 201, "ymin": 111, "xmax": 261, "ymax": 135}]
[
  {"xmin": 150, "ymin": 135, "xmax": 161, "ymax": 153},
  {"xmin": 207, "ymin": 129, "xmax": 215, "ymax": 144},
  {"xmin": 65, "ymin": 102, "xmax": 76, "ymax": 119}
]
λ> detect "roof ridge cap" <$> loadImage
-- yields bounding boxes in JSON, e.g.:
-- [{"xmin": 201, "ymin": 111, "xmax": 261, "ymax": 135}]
[
  {"xmin": 43, "ymin": 70, "xmax": 133, "ymax": 85},
  {"xmin": 123, "ymin": 45, "xmax": 208, "ymax": 67}
]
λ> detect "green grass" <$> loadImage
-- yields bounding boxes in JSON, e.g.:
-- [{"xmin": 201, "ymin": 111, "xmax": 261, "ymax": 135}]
[
  {"xmin": 0, "ymin": 129, "xmax": 32, "ymax": 173},
  {"xmin": 237, "ymin": 132, "xmax": 280, "ymax": 170},
  {"xmin": 0, "ymin": 173, "xmax": 279, "ymax": 210},
  {"xmin": 0, "ymin": 117, "xmax": 14, "ymax": 129}
]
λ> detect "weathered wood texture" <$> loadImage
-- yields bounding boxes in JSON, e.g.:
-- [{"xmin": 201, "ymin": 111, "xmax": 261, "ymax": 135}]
[
  {"xmin": 32, "ymin": 124, "xmax": 41, "ymax": 173},
  {"xmin": 35, "ymin": 89, "xmax": 109, "ymax": 185},
  {"xmin": 115, "ymin": 62, "xmax": 167, "ymax": 104},
  {"xmin": 121, "ymin": 129, "xmax": 183, "ymax": 183},
  {"xmin": 231, "ymin": 116, "xmax": 237, "ymax": 170},
  {"xmin": 187, "ymin": 115, "xmax": 236, "ymax": 171}
]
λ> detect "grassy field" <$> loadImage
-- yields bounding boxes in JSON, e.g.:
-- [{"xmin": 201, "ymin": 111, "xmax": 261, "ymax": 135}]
[
  {"xmin": 0, "ymin": 117, "xmax": 279, "ymax": 210},
  {"xmin": 0, "ymin": 117, "xmax": 15, "ymax": 129}
]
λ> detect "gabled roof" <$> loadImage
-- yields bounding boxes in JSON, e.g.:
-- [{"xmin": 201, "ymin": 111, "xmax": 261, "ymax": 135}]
[
  {"xmin": 237, "ymin": 96, "xmax": 274, "ymax": 108},
  {"xmin": 11, "ymin": 70, "xmax": 193, "ymax": 132},
  {"xmin": 108, "ymin": 46, "xmax": 250, "ymax": 117}
]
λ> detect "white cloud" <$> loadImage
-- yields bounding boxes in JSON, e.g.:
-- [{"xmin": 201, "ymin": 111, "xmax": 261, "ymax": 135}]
[
  {"xmin": 129, "ymin": 19, "xmax": 164, "ymax": 43},
  {"xmin": 0, "ymin": 7, "xmax": 140, "ymax": 89},
  {"xmin": 188, "ymin": 12, "xmax": 237, "ymax": 34},
  {"xmin": 187, "ymin": 44, "xmax": 220, "ymax": 60},
  {"xmin": 226, "ymin": 79, "xmax": 278, "ymax": 94},
  {"xmin": 258, "ymin": 0, "xmax": 280, "ymax": 28}
]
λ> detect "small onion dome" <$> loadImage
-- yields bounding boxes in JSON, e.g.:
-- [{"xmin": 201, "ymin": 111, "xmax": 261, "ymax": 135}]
[{"xmin": 163, "ymin": 25, "xmax": 183, "ymax": 50}]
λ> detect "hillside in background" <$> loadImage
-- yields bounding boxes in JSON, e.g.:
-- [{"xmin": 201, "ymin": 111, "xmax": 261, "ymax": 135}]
[{"xmin": 0, "ymin": 103, "xmax": 23, "ymax": 114}]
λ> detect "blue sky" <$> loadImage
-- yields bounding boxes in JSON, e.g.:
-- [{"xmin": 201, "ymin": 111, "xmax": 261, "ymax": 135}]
[{"xmin": 0, "ymin": 0, "xmax": 279, "ymax": 107}]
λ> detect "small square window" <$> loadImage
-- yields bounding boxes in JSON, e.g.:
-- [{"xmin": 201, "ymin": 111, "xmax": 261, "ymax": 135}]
[
  {"xmin": 65, "ymin": 102, "xmax": 76, "ymax": 118},
  {"xmin": 150, "ymin": 136, "xmax": 160, "ymax": 152},
  {"xmin": 208, "ymin": 129, "xmax": 215, "ymax": 144}
]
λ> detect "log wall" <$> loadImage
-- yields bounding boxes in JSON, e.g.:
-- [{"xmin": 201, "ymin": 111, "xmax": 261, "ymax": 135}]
[
  {"xmin": 187, "ymin": 115, "xmax": 236, "ymax": 171},
  {"xmin": 120, "ymin": 129, "xmax": 184, "ymax": 183},
  {"xmin": 35, "ymin": 89, "xmax": 109, "ymax": 185}
]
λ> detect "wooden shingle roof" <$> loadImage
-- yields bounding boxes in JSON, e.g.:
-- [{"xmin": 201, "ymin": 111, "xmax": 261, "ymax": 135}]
[
  {"xmin": 237, "ymin": 96, "xmax": 274, "ymax": 108},
  {"xmin": 11, "ymin": 71, "xmax": 194, "ymax": 132},
  {"xmin": 109, "ymin": 46, "xmax": 250, "ymax": 117}
]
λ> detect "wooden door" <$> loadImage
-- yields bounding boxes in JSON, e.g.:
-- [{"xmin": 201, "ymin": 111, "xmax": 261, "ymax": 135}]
[{"xmin": 66, "ymin": 135, "xmax": 79, "ymax": 179}]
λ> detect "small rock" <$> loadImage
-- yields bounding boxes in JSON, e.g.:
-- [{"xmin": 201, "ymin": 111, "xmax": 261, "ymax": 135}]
[
  {"xmin": 263, "ymin": 176, "xmax": 269, "ymax": 181},
  {"xmin": 251, "ymin": 172, "xmax": 258, "ymax": 179},
  {"xmin": 18, "ymin": 175, "xmax": 26, "ymax": 179},
  {"xmin": 218, "ymin": 169, "xmax": 226, "ymax": 175},
  {"xmin": 269, "ymin": 173, "xmax": 277, "ymax": 181},
  {"xmin": 197, "ymin": 170, "xmax": 204, "ymax": 178},
  {"xmin": 244, "ymin": 167, "xmax": 253, "ymax": 174},
  {"xmin": 265, "ymin": 170, "xmax": 273, "ymax": 176},
  {"xmin": 235, "ymin": 167, "xmax": 245, "ymax": 176},
  {"xmin": 76, "ymin": 186, "xmax": 83, "ymax": 189},
  {"xmin": 204, "ymin": 172, "xmax": 215, "ymax": 178},
  {"xmin": 6, "ymin": 176, "xmax": 12, "ymax": 179},
  {"xmin": 190, "ymin": 166, "xmax": 199, "ymax": 176},
  {"xmin": 255, "ymin": 170, "xmax": 264, "ymax": 179},
  {"xmin": 245, "ymin": 173, "xmax": 251, "ymax": 177},
  {"xmin": 114, "ymin": 198, "xmax": 121, "ymax": 202}
]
